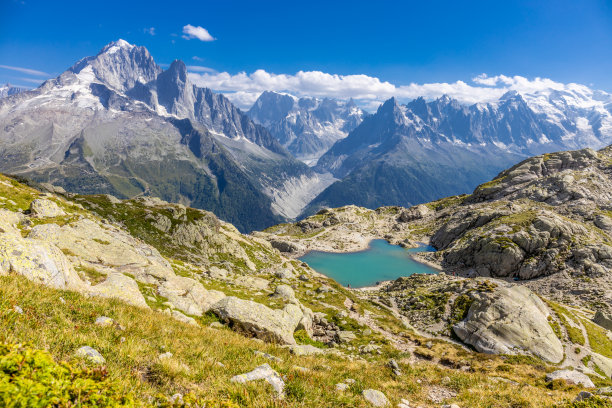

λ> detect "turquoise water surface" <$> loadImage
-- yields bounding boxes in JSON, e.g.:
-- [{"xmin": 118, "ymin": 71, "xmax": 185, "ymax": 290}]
[{"xmin": 299, "ymin": 239, "xmax": 437, "ymax": 288}]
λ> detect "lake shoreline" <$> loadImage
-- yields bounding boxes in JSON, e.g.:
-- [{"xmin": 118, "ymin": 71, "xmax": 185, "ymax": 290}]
[{"xmin": 299, "ymin": 239, "xmax": 439, "ymax": 288}]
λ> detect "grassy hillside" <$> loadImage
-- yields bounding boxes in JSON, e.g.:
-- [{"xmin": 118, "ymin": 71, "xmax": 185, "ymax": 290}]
[{"xmin": 2, "ymin": 275, "xmax": 608, "ymax": 407}]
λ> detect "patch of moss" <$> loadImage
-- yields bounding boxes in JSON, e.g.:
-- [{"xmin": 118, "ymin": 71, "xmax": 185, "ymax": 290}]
[
  {"xmin": 450, "ymin": 294, "xmax": 473, "ymax": 325},
  {"xmin": 92, "ymin": 238, "xmax": 111, "ymax": 245},
  {"xmin": 75, "ymin": 265, "xmax": 107, "ymax": 285}
]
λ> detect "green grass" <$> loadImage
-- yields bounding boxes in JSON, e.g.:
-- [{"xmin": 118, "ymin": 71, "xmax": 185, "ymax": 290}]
[
  {"xmin": 546, "ymin": 301, "xmax": 586, "ymax": 346},
  {"xmin": 581, "ymin": 319, "xmax": 612, "ymax": 359},
  {"xmin": 0, "ymin": 275, "xmax": 599, "ymax": 407},
  {"xmin": 75, "ymin": 265, "xmax": 108, "ymax": 285}
]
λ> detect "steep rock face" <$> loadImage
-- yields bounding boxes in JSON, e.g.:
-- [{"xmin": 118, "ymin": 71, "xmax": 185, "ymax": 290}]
[
  {"xmin": 307, "ymin": 89, "xmax": 612, "ymax": 214},
  {"xmin": 453, "ymin": 285, "xmax": 564, "ymax": 363},
  {"xmin": 429, "ymin": 147, "xmax": 612, "ymax": 292},
  {"xmin": 248, "ymin": 91, "xmax": 364, "ymax": 165},
  {"xmin": 306, "ymin": 98, "xmax": 523, "ymax": 214},
  {"xmin": 68, "ymin": 39, "xmax": 161, "ymax": 94}
]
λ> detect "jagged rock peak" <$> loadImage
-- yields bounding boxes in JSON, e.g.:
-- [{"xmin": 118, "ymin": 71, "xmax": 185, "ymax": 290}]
[{"xmin": 68, "ymin": 39, "xmax": 161, "ymax": 93}]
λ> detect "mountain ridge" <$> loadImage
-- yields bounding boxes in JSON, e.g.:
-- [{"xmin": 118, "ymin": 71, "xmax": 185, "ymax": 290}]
[{"xmin": 0, "ymin": 40, "xmax": 330, "ymax": 231}]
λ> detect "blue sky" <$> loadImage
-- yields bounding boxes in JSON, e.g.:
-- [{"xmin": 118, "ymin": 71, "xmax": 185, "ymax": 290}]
[{"xmin": 1, "ymin": 0, "xmax": 611, "ymax": 108}]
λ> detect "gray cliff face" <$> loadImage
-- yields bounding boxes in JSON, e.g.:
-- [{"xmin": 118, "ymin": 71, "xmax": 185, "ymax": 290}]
[
  {"xmin": 248, "ymin": 91, "xmax": 364, "ymax": 165},
  {"xmin": 305, "ymin": 90, "xmax": 612, "ymax": 215},
  {"xmin": 0, "ymin": 40, "xmax": 324, "ymax": 231}
]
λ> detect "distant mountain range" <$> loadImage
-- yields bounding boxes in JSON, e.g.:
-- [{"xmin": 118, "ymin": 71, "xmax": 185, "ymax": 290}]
[
  {"xmin": 0, "ymin": 40, "xmax": 333, "ymax": 231},
  {"xmin": 1, "ymin": 40, "xmax": 611, "ymax": 228},
  {"xmin": 0, "ymin": 83, "xmax": 26, "ymax": 98},
  {"xmin": 247, "ymin": 91, "xmax": 364, "ymax": 165},
  {"xmin": 289, "ymin": 90, "xmax": 611, "ymax": 215}
]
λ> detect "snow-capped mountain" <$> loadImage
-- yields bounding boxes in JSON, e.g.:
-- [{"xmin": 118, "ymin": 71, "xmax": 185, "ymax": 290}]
[
  {"xmin": 0, "ymin": 40, "xmax": 332, "ymax": 231},
  {"xmin": 247, "ymin": 91, "xmax": 364, "ymax": 165},
  {"xmin": 0, "ymin": 83, "xmax": 26, "ymax": 98},
  {"xmin": 305, "ymin": 90, "xmax": 612, "ymax": 214}
]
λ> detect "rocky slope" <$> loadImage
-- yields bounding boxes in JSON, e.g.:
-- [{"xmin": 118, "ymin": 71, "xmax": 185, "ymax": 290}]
[
  {"xmin": 248, "ymin": 91, "xmax": 364, "ymax": 165},
  {"xmin": 0, "ymin": 173, "xmax": 611, "ymax": 406},
  {"xmin": 305, "ymin": 90, "xmax": 612, "ymax": 214},
  {"xmin": 0, "ymin": 40, "xmax": 329, "ymax": 231},
  {"xmin": 261, "ymin": 145, "xmax": 612, "ymax": 376},
  {"xmin": 263, "ymin": 145, "xmax": 612, "ymax": 314}
]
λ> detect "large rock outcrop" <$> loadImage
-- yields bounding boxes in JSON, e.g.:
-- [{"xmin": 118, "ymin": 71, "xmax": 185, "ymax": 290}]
[
  {"xmin": 157, "ymin": 275, "xmax": 225, "ymax": 316},
  {"xmin": 453, "ymin": 284, "xmax": 563, "ymax": 363},
  {"xmin": 211, "ymin": 296, "xmax": 304, "ymax": 344},
  {"xmin": 28, "ymin": 219, "xmax": 174, "ymax": 282},
  {"xmin": 88, "ymin": 273, "xmax": 149, "ymax": 308}
]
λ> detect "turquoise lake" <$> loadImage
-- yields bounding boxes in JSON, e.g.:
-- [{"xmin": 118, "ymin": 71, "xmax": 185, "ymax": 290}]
[{"xmin": 299, "ymin": 239, "xmax": 437, "ymax": 288}]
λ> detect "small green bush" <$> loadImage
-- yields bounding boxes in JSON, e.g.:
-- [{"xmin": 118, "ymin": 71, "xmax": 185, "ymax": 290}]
[{"xmin": 0, "ymin": 343, "xmax": 134, "ymax": 407}]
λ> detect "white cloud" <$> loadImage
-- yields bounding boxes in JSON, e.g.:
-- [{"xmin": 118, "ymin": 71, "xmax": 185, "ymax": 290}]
[
  {"xmin": 16, "ymin": 77, "xmax": 45, "ymax": 84},
  {"xmin": 0, "ymin": 64, "xmax": 49, "ymax": 77},
  {"xmin": 187, "ymin": 65, "xmax": 216, "ymax": 73},
  {"xmin": 144, "ymin": 27, "xmax": 155, "ymax": 36},
  {"xmin": 187, "ymin": 67, "xmax": 599, "ymax": 111},
  {"xmin": 192, "ymin": 56, "xmax": 204, "ymax": 61},
  {"xmin": 182, "ymin": 24, "xmax": 215, "ymax": 42}
]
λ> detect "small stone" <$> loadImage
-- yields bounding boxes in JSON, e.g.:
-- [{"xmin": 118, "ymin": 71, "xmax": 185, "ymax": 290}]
[
  {"xmin": 158, "ymin": 352, "xmax": 173, "ymax": 360},
  {"xmin": 388, "ymin": 359, "xmax": 400, "ymax": 370},
  {"xmin": 170, "ymin": 393, "xmax": 183, "ymax": 404},
  {"xmin": 336, "ymin": 330, "xmax": 357, "ymax": 343},
  {"xmin": 345, "ymin": 378, "xmax": 356, "ymax": 384},
  {"xmin": 120, "ymin": 337, "xmax": 126, "ymax": 343},
  {"xmin": 362, "ymin": 328, "xmax": 373, "ymax": 336},
  {"xmin": 574, "ymin": 391, "xmax": 593, "ymax": 402},
  {"xmin": 13, "ymin": 305, "xmax": 23, "ymax": 314},
  {"xmin": 254, "ymin": 350, "xmax": 283, "ymax": 362},
  {"xmin": 171, "ymin": 310, "xmax": 198, "ymax": 326},
  {"xmin": 545, "ymin": 369, "xmax": 595, "ymax": 388},
  {"xmin": 288, "ymin": 344, "xmax": 325, "ymax": 356},
  {"xmin": 316, "ymin": 285, "xmax": 332, "ymax": 293},
  {"xmin": 271, "ymin": 284, "xmax": 297, "ymax": 302},
  {"xmin": 293, "ymin": 366, "xmax": 309, "ymax": 373},
  {"xmin": 336, "ymin": 383, "xmax": 349, "ymax": 391},
  {"xmin": 398, "ymin": 398, "xmax": 412, "ymax": 408},
  {"xmin": 362, "ymin": 389, "xmax": 390, "ymax": 406},
  {"xmin": 216, "ymin": 361, "xmax": 225, "ymax": 368},
  {"xmin": 75, "ymin": 346, "xmax": 105, "ymax": 364},
  {"xmin": 59, "ymin": 297, "xmax": 66, "ymax": 304},
  {"xmin": 209, "ymin": 321, "xmax": 225, "ymax": 329},
  {"xmin": 298, "ymin": 274, "xmax": 309, "ymax": 281},
  {"xmin": 441, "ymin": 405, "xmax": 460, "ymax": 408},
  {"xmin": 95, "ymin": 316, "xmax": 114, "ymax": 327},
  {"xmin": 231, "ymin": 364, "xmax": 285, "ymax": 398},
  {"xmin": 597, "ymin": 386, "xmax": 612, "ymax": 396},
  {"xmin": 29, "ymin": 199, "xmax": 66, "ymax": 218}
]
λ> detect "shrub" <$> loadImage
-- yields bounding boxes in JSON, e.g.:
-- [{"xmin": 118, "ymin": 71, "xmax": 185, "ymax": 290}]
[{"xmin": 0, "ymin": 343, "xmax": 135, "ymax": 407}]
